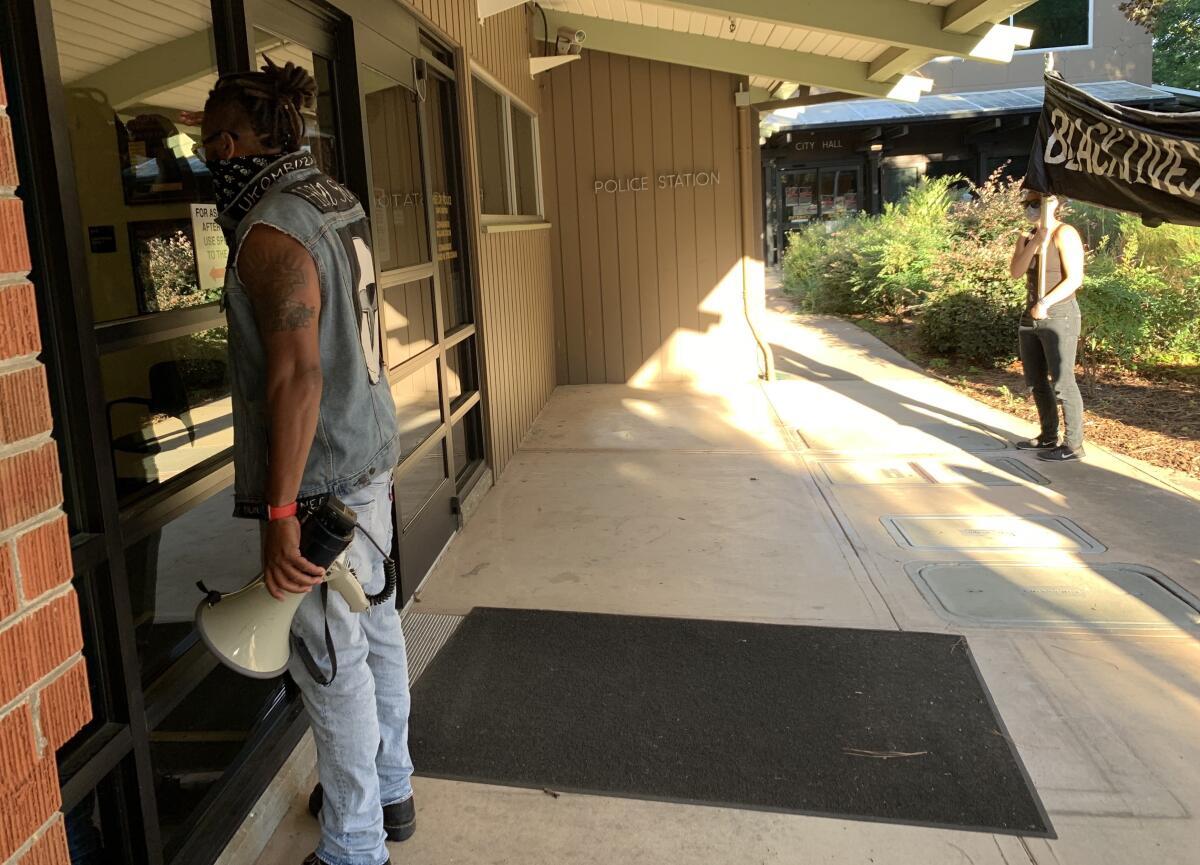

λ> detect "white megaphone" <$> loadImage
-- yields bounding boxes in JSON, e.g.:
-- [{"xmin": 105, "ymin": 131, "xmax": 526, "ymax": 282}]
[
  {"xmin": 195, "ymin": 557, "xmax": 369, "ymax": 678},
  {"xmin": 195, "ymin": 496, "xmax": 393, "ymax": 680}
]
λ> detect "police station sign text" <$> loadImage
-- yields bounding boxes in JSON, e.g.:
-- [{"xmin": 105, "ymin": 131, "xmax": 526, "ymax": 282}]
[{"xmin": 594, "ymin": 171, "xmax": 721, "ymax": 194}]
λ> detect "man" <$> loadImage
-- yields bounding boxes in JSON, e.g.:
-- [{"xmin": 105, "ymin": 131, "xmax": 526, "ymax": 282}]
[{"xmin": 201, "ymin": 59, "xmax": 414, "ymax": 865}]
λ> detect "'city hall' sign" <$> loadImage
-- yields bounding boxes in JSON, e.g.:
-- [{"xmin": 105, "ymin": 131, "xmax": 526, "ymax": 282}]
[{"xmin": 594, "ymin": 171, "xmax": 721, "ymax": 194}]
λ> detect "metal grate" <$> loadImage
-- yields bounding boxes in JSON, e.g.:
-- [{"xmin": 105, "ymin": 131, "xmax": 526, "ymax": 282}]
[{"xmin": 402, "ymin": 612, "xmax": 465, "ymax": 685}]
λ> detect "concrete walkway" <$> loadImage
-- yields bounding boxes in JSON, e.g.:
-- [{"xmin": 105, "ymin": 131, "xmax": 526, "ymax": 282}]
[{"xmin": 254, "ymin": 280, "xmax": 1200, "ymax": 865}]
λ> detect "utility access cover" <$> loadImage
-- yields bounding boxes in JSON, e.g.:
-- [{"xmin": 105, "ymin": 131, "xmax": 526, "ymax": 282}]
[
  {"xmin": 815, "ymin": 457, "xmax": 1049, "ymax": 486},
  {"xmin": 911, "ymin": 563, "xmax": 1200, "ymax": 630},
  {"xmin": 908, "ymin": 424, "xmax": 1009, "ymax": 452},
  {"xmin": 882, "ymin": 515, "xmax": 1105, "ymax": 552},
  {"xmin": 816, "ymin": 459, "xmax": 930, "ymax": 485}
]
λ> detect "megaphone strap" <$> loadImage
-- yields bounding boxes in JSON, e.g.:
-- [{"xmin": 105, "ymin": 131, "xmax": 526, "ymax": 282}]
[
  {"xmin": 196, "ymin": 580, "xmax": 224, "ymax": 607},
  {"xmin": 293, "ymin": 582, "xmax": 338, "ymax": 686}
]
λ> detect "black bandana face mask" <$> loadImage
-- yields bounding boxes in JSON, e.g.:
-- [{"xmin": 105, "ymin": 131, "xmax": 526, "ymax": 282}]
[{"xmin": 207, "ymin": 154, "xmax": 277, "ymax": 213}]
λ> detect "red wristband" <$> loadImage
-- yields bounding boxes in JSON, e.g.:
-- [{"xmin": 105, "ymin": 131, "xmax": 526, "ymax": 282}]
[{"xmin": 266, "ymin": 501, "xmax": 298, "ymax": 521}]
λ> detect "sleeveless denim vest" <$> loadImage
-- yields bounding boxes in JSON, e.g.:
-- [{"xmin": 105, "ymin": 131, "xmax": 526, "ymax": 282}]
[{"xmin": 217, "ymin": 153, "xmax": 399, "ymax": 519}]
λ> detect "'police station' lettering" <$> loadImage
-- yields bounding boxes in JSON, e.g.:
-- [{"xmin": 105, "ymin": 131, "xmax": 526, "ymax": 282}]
[{"xmin": 593, "ymin": 171, "xmax": 721, "ymax": 194}]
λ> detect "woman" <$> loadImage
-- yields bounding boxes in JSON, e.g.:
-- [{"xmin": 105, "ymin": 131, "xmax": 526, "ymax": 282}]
[{"xmin": 1009, "ymin": 192, "xmax": 1086, "ymax": 461}]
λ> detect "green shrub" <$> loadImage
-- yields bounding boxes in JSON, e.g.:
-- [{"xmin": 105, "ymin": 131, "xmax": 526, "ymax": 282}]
[
  {"xmin": 780, "ymin": 217, "xmax": 869, "ymax": 314},
  {"xmin": 780, "ymin": 167, "xmax": 1200, "ymax": 372},
  {"xmin": 848, "ymin": 177, "xmax": 958, "ymax": 317},
  {"xmin": 1075, "ymin": 234, "xmax": 1200, "ymax": 368},
  {"xmin": 781, "ymin": 177, "xmax": 958, "ymax": 317},
  {"xmin": 918, "ymin": 281, "xmax": 1025, "ymax": 364},
  {"xmin": 1078, "ymin": 254, "xmax": 1153, "ymax": 368},
  {"xmin": 780, "ymin": 223, "xmax": 825, "ymax": 300}
]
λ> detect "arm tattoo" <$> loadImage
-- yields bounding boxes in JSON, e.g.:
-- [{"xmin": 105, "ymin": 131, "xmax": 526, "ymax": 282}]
[{"xmin": 239, "ymin": 243, "xmax": 318, "ymax": 333}]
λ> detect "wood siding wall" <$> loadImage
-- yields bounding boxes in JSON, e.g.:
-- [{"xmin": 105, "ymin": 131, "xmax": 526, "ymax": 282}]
[
  {"xmin": 541, "ymin": 50, "xmax": 758, "ymax": 385},
  {"xmin": 401, "ymin": 0, "xmax": 555, "ymax": 475},
  {"xmin": 405, "ymin": 0, "xmax": 538, "ymax": 112},
  {"xmin": 477, "ymin": 230, "xmax": 556, "ymax": 472}
]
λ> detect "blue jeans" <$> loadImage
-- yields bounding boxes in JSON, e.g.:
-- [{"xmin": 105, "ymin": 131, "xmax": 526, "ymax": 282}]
[{"xmin": 288, "ymin": 472, "xmax": 414, "ymax": 865}]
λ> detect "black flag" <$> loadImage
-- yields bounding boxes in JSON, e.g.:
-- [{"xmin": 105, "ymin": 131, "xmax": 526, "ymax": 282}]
[{"xmin": 1024, "ymin": 73, "xmax": 1200, "ymax": 227}]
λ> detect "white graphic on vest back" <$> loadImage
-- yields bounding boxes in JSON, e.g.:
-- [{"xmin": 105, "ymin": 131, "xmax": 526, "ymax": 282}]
[{"xmin": 350, "ymin": 236, "xmax": 382, "ymax": 384}]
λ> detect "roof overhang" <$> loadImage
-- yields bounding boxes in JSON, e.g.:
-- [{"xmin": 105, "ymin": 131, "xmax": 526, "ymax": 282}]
[{"xmin": 527, "ymin": 0, "xmax": 1039, "ymax": 103}]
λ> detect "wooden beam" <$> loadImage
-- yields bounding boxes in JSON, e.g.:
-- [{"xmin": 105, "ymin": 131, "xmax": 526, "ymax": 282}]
[
  {"xmin": 943, "ymin": 0, "xmax": 1037, "ymax": 35},
  {"xmin": 72, "ymin": 31, "xmax": 284, "ymax": 111},
  {"xmin": 754, "ymin": 91, "xmax": 861, "ymax": 112},
  {"xmin": 651, "ymin": 0, "xmax": 985, "ymax": 58},
  {"xmin": 73, "ymin": 29, "xmax": 216, "ymax": 110},
  {"xmin": 868, "ymin": 47, "xmax": 931, "ymax": 82},
  {"xmin": 541, "ymin": 11, "xmax": 907, "ymax": 100}
]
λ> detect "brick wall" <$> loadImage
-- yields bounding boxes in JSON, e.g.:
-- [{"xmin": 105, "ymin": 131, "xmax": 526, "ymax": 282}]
[{"xmin": 0, "ymin": 59, "xmax": 91, "ymax": 865}]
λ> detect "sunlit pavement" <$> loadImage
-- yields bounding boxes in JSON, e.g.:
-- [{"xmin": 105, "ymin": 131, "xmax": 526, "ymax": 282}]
[{"xmin": 253, "ymin": 273, "xmax": 1200, "ymax": 865}]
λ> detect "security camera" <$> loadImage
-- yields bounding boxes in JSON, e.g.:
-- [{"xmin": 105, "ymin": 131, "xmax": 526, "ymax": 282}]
[{"xmin": 555, "ymin": 26, "xmax": 585, "ymax": 56}]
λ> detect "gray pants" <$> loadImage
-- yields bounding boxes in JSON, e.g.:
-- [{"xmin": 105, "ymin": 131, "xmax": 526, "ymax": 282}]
[{"xmin": 1018, "ymin": 305, "xmax": 1084, "ymax": 449}]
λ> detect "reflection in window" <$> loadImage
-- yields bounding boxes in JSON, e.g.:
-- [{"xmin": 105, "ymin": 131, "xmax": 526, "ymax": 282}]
[
  {"xmin": 391, "ymin": 362, "xmax": 442, "ymax": 458},
  {"xmin": 55, "ymin": 0, "xmax": 220, "ymax": 324},
  {"xmin": 64, "ymin": 758, "xmax": 139, "ymax": 865},
  {"xmin": 395, "ymin": 441, "xmax": 447, "ymax": 527},
  {"xmin": 473, "ymin": 79, "xmax": 510, "ymax": 215},
  {"xmin": 150, "ymin": 664, "xmax": 289, "ymax": 859},
  {"xmin": 101, "ymin": 328, "xmax": 232, "ymax": 500},
  {"xmin": 510, "ymin": 104, "xmax": 539, "ymax": 216},
  {"xmin": 255, "ymin": 30, "xmax": 341, "ymax": 178},
  {"xmin": 451, "ymin": 405, "xmax": 484, "ymax": 486},
  {"xmin": 363, "ymin": 67, "xmax": 428, "ymax": 271},
  {"xmin": 383, "ymin": 278, "xmax": 436, "ymax": 368},
  {"xmin": 427, "ymin": 75, "xmax": 472, "ymax": 328},
  {"xmin": 125, "ymin": 487, "xmax": 260, "ymax": 684},
  {"xmin": 444, "ymin": 338, "xmax": 477, "ymax": 409},
  {"xmin": 1010, "ymin": 0, "xmax": 1090, "ymax": 51},
  {"xmin": 883, "ymin": 166, "xmax": 921, "ymax": 205},
  {"xmin": 58, "ymin": 567, "xmax": 113, "ymax": 761}
]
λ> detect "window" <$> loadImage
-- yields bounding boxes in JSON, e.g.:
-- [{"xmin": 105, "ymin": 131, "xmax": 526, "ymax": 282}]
[
  {"xmin": 510, "ymin": 105, "xmax": 539, "ymax": 216},
  {"xmin": 1009, "ymin": 0, "xmax": 1091, "ymax": 51},
  {"xmin": 883, "ymin": 166, "xmax": 922, "ymax": 205},
  {"xmin": 29, "ymin": 1, "xmax": 340, "ymax": 862},
  {"xmin": 472, "ymin": 75, "xmax": 541, "ymax": 217}
]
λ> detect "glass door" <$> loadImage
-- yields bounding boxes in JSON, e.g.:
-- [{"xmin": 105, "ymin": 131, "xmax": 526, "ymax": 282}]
[
  {"xmin": 16, "ymin": 0, "xmax": 352, "ymax": 862},
  {"xmin": 356, "ymin": 25, "xmax": 477, "ymax": 603},
  {"xmin": 779, "ymin": 164, "xmax": 864, "ymax": 251},
  {"xmin": 821, "ymin": 164, "xmax": 861, "ymax": 222}
]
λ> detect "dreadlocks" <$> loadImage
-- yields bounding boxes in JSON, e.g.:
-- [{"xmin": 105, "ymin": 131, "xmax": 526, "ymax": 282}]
[{"xmin": 205, "ymin": 57, "xmax": 317, "ymax": 153}]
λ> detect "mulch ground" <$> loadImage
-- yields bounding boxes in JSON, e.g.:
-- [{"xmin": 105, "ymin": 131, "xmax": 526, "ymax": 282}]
[{"xmin": 855, "ymin": 317, "xmax": 1200, "ymax": 481}]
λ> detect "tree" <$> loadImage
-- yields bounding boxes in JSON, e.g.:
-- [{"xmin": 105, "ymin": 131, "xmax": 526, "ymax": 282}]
[{"xmin": 1121, "ymin": 0, "xmax": 1200, "ymax": 89}]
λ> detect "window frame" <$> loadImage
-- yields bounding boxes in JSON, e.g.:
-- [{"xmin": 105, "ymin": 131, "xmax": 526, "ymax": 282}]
[{"xmin": 470, "ymin": 65, "xmax": 543, "ymax": 224}]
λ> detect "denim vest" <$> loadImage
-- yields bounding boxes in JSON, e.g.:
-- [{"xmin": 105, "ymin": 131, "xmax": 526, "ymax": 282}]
[{"xmin": 217, "ymin": 153, "xmax": 399, "ymax": 518}]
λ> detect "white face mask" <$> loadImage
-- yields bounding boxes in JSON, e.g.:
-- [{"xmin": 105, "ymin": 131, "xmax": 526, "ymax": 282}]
[{"xmin": 1025, "ymin": 205, "xmax": 1041, "ymax": 223}]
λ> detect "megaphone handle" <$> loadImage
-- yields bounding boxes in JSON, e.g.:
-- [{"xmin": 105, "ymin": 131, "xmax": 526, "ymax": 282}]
[{"xmin": 293, "ymin": 582, "xmax": 338, "ymax": 686}]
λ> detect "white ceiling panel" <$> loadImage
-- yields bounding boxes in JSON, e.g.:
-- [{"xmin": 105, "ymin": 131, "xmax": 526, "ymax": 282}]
[{"xmin": 53, "ymin": 0, "xmax": 213, "ymax": 84}]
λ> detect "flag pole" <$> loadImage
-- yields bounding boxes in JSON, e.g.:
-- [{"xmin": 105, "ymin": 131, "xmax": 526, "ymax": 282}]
[{"xmin": 1039, "ymin": 52, "xmax": 1056, "ymax": 304}]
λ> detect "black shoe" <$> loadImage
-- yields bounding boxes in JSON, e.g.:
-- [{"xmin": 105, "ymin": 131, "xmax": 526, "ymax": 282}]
[
  {"xmin": 383, "ymin": 795, "xmax": 417, "ymax": 842},
  {"xmin": 303, "ymin": 855, "xmax": 390, "ymax": 865},
  {"xmin": 1015, "ymin": 435, "xmax": 1058, "ymax": 450},
  {"xmin": 309, "ymin": 783, "xmax": 417, "ymax": 843},
  {"xmin": 1037, "ymin": 444, "xmax": 1085, "ymax": 462}
]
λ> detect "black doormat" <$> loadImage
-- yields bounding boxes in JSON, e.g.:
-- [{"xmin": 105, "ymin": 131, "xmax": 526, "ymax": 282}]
[{"xmin": 409, "ymin": 608, "xmax": 1052, "ymax": 837}]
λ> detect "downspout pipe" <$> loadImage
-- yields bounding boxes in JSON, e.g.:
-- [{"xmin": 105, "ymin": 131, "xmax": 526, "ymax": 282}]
[{"xmin": 738, "ymin": 97, "xmax": 775, "ymax": 381}]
